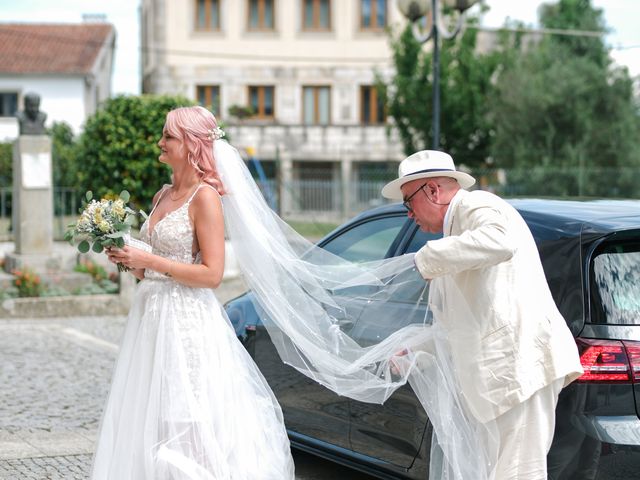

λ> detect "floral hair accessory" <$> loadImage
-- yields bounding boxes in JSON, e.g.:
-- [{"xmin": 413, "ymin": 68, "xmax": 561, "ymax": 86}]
[{"xmin": 207, "ymin": 126, "xmax": 226, "ymax": 141}]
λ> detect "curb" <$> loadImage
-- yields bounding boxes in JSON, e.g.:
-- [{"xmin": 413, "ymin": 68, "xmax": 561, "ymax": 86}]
[{"xmin": 0, "ymin": 294, "xmax": 128, "ymax": 319}]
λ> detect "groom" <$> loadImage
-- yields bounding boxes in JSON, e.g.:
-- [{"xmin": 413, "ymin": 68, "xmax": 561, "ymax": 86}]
[{"xmin": 382, "ymin": 150, "xmax": 583, "ymax": 479}]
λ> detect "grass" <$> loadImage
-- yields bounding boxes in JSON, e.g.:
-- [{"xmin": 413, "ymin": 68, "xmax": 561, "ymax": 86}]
[
  {"xmin": 286, "ymin": 220, "xmax": 339, "ymax": 240},
  {"xmin": 0, "ymin": 216, "xmax": 340, "ymax": 243}
]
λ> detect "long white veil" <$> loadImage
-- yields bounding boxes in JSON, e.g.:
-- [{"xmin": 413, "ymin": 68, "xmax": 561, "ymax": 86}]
[{"xmin": 215, "ymin": 139, "xmax": 499, "ymax": 479}]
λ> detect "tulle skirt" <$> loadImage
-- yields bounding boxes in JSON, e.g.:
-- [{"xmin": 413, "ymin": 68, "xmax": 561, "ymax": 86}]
[{"xmin": 91, "ymin": 278, "xmax": 295, "ymax": 480}]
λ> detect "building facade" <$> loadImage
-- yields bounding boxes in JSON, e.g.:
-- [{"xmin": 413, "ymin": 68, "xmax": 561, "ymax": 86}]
[
  {"xmin": 0, "ymin": 22, "xmax": 116, "ymax": 139},
  {"xmin": 141, "ymin": 0, "xmax": 408, "ymax": 220}
]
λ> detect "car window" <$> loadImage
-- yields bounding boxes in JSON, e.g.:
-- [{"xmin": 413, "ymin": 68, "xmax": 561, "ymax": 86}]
[
  {"xmin": 591, "ymin": 241, "xmax": 640, "ymax": 325},
  {"xmin": 321, "ymin": 215, "xmax": 406, "ymax": 262},
  {"xmin": 403, "ymin": 227, "xmax": 442, "ymax": 254}
]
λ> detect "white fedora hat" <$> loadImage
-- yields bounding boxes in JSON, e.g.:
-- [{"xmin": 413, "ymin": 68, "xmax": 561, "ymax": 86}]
[{"xmin": 381, "ymin": 150, "xmax": 475, "ymax": 200}]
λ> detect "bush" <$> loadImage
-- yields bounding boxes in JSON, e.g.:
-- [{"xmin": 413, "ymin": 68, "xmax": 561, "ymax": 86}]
[
  {"xmin": 12, "ymin": 267, "xmax": 43, "ymax": 297},
  {"xmin": 76, "ymin": 94, "xmax": 195, "ymax": 211},
  {"xmin": 74, "ymin": 259, "xmax": 109, "ymax": 282},
  {"xmin": 49, "ymin": 121, "xmax": 80, "ymax": 188},
  {"xmin": 228, "ymin": 104, "xmax": 255, "ymax": 120}
]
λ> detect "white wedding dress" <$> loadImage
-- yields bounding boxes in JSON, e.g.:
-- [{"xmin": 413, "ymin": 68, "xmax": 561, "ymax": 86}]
[{"xmin": 90, "ymin": 185, "xmax": 295, "ymax": 480}]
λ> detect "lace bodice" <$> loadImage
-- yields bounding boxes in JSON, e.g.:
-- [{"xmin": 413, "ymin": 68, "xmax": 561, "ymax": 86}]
[{"xmin": 139, "ymin": 185, "xmax": 205, "ymax": 280}]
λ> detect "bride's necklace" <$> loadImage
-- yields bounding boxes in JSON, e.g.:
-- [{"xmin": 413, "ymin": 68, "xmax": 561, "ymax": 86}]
[{"xmin": 168, "ymin": 184, "xmax": 196, "ymax": 202}]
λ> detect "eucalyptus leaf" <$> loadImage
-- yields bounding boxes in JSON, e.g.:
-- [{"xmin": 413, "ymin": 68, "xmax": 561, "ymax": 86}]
[
  {"xmin": 78, "ymin": 240, "xmax": 90, "ymax": 253},
  {"xmin": 85, "ymin": 191, "xmax": 93, "ymax": 201},
  {"xmin": 107, "ymin": 231, "xmax": 126, "ymax": 239},
  {"xmin": 116, "ymin": 238, "xmax": 125, "ymax": 248},
  {"xmin": 119, "ymin": 190, "xmax": 130, "ymax": 203},
  {"xmin": 92, "ymin": 242, "xmax": 104, "ymax": 253}
]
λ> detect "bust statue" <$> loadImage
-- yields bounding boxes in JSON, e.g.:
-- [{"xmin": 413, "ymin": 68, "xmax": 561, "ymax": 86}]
[{"xmin": 16, "ymin": 92, "xmax": 47, "ymax": 135}]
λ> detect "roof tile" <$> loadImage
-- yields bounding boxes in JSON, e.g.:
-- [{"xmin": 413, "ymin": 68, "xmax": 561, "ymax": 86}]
[{"xmin": 0, "ymin": 23, "xmax": 114, "ymax": 75}]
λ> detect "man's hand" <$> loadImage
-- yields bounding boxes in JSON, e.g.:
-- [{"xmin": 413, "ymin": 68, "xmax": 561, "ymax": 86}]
[{"xmin": 390, "ymin": 348, "xmax": 409, "ymax": 376}]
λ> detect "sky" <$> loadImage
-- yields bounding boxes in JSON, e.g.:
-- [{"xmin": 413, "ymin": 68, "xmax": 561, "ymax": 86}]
[{"xmin": 1, "ymin": 0, "xmax": 638, "ymax": 95}]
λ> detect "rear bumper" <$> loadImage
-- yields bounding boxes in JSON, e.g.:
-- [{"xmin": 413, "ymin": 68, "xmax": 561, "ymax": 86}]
[{"xmin": 548, "ymin": 384, "xmax": 640, "ymax": 480}]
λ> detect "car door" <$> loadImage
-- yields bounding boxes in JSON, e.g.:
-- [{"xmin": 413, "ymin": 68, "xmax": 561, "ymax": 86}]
[
  {"xmin": 348, "ymin": 225, "xmax": 441, "ymax": 468},
  {"xmin": 255, "ymin": 213, "xmax": 411, "ymax": 450}
]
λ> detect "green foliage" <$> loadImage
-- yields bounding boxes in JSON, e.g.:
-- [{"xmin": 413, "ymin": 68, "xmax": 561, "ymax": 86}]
[
  {"xmin": 0, "ymin": 142, "xmax": 11, "ymax": 187},
  {"xmin": 228, "ymin": 104, "xmax": 255, "ymax": 120},
  {"xmin": 378, "ymin": 14, "xmax": 502, "ymax": 167},
  {"xmin": 11, "ymin": 267, "xmax": 43, "ymax": 297},
  {"xmin": 490, "ymin": 0, "xmax": 640, "ymax": 183},
  {"xmin": 74, "ymin": 258, "xmax": 109, "ymax": 282},
  {"xmin": 75, "ymin": 94, "xmax": 195, "ymax": 211},
  {"xmin": 49, "ymin": 121, "xmax": 80, "ymax": 187}
]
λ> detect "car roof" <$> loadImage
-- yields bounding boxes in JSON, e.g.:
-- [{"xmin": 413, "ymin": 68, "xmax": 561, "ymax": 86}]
[
  {"xmin": 508, "ymin": 198, "xmax": 640, "ymax": 232},
  {"xmin": 353, "ymin": 197, "xmax": 640, "ymax": 235}
]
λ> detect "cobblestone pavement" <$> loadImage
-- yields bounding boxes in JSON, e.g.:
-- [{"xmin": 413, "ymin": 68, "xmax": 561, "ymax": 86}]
[{"xmin": 0, "ymin": 277, "xmax": 375, "ymax": 480}]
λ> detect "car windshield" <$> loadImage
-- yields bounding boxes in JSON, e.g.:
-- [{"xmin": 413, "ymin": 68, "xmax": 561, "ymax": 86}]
[{"xmin": 591, "ymin": 241, "xmax": 640, "ymax": 325}]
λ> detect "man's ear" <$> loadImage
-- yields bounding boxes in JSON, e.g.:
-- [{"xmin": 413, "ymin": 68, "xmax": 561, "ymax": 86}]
[{"xmin": 426, "ymin": 180, "xmax": 439, "ymax": 197}]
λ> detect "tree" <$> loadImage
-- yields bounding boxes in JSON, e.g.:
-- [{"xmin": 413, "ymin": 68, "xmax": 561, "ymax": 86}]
[
  {"xmin": 76, "ymin": 94, "xmax": 194, "ymax": 210},
  {"xmin": 377, "ymin": 12, "xmax": 503, "ymax": 168},
  {"xmin": 489, "ymin": 0, "xmax": 640, "ymax": 196},
  {"xmin": 49, "ymin": 121, "xmax": 80, "ymax": 187}
]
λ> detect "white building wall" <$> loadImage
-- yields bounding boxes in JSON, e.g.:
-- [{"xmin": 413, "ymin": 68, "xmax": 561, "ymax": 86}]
[{"xmin": 0, "ymin": 76, "xmax": 87, "ymax": 135}]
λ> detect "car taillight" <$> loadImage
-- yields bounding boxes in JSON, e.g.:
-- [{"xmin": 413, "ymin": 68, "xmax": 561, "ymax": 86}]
[
  {"xmin": 624, "ymin": 341, "xmax": 640, "ymax": 382},
  {"xmin": 576, "ymin": 338, "xmax": 640, "ymax": 383}
]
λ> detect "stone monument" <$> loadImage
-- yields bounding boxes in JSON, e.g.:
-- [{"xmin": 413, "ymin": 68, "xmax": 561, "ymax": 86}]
[
  {"xmin": 4, "ymin": 92, "xmax": 56, "ymax": 272},
  {"xmin": 16, "ymin": 92, "xmax": 47, "ymax": 135}
]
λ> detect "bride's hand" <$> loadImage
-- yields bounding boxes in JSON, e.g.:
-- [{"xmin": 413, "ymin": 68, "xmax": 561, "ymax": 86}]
[{"xmin": 106, "ymin": 246, "xmax": 149, "ymax": 270}]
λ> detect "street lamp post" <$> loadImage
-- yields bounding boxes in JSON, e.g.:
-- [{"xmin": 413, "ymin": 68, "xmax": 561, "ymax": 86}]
[{"xmin": 396, "ymin": 0, "xmax": 479, "ymax": 149}]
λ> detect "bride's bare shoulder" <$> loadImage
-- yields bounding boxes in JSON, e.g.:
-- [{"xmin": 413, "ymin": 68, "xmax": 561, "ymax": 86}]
[{"xmin": 191, "ymin": 185, "xmax": 222, "ymax": 215}]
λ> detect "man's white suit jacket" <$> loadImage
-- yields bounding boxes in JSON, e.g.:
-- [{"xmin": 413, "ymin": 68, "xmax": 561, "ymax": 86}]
[{"xmin": 414, "ymin": 189, "xmax": 583, "ymax": 423}]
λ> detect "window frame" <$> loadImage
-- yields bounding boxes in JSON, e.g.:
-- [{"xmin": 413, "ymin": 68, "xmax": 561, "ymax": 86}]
[
  {"xmin": 248, "ymin": 85, "xmax": 276, "ymax": 119},
  {"xmin": 302, "ymin": 85, "xmax": 331, "ymax": 125},
  {"xmin": 195, "ymin": 0, "xmax": 221, "ymax": 31},
  {"xmin": 359, "ymin": 0, "xmax": 388, "ymax": 31},
  {"xmin": 248, "ymin": 0, "xmax": 276, "ymax": 31},
  {"xmin": 360, "ymin": 85, "xmax": 386, "ymax": 125},
  {"xmin": 196, "ymin": 85, "xmax": 221, "ymax": 115},
  {"xmin": 0, "ymin": 91, "xmax": 18, "ymax": 117},
  {"xmin": 302, "ymin": 0, "xmax": 331, "ymax": 31}
]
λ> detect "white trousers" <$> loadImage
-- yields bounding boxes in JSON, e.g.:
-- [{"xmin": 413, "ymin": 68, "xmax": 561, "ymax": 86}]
[{"xmin": 491, "ymin": 379, "xmax": 564, "ymax": 480}]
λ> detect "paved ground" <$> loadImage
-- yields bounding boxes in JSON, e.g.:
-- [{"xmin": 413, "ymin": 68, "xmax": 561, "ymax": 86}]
[{"xmin": 0, "ymin": 277, "xmax": 376, "ymax": 480}]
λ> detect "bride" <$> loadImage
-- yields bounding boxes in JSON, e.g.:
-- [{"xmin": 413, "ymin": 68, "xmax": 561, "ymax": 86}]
[{"xmin": 93, "ymin": 106, "xmax": 294, "ymax": 479}]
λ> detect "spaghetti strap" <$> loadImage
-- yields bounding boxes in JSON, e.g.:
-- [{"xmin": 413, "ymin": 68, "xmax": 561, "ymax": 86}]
[{"xmin": 185, "ymin": 183, "xmax": 220, "ymax": 206}]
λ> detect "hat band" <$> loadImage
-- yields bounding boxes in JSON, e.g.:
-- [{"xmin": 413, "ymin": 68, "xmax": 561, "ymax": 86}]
[{"xmin": 403, "ymin": 168, "xmax": 455, "ymax": 177}]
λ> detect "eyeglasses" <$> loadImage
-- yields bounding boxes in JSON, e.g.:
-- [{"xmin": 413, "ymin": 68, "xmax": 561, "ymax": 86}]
[{"xmin": 402, "ymin": 183, "xmax": 427, "ymax": 212}]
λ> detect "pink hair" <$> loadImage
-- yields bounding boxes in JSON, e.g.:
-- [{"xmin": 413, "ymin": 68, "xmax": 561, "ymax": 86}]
[{"xmin": 164, "ymin": 106, "xmax": 225, "ymax": 195}]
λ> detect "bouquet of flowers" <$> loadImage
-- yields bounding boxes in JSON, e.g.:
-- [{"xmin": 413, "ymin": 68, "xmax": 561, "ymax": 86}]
[{"xmin": 65, "ymin": 190, "xmax": 149, "ymax": 272}]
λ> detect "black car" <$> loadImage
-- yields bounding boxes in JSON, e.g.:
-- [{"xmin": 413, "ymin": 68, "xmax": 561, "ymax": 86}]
[{"xmin": 224, "ymin": 199, "xmax": 640, "ymax": 479}]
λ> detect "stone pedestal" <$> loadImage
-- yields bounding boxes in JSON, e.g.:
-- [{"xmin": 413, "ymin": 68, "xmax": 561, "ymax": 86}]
[
  {"xmin": 3, "ymin": 135, "xmax": 80, "ymax": 285},
  {"xmin": 11, "ymin": 135, "xmax": 54, "ymax": 255}
]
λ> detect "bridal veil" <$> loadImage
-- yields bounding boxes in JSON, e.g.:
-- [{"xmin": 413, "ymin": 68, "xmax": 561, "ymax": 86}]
[{"xmin": 214, "ymin": 139, "xmax": 499, "ymax": 480}]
